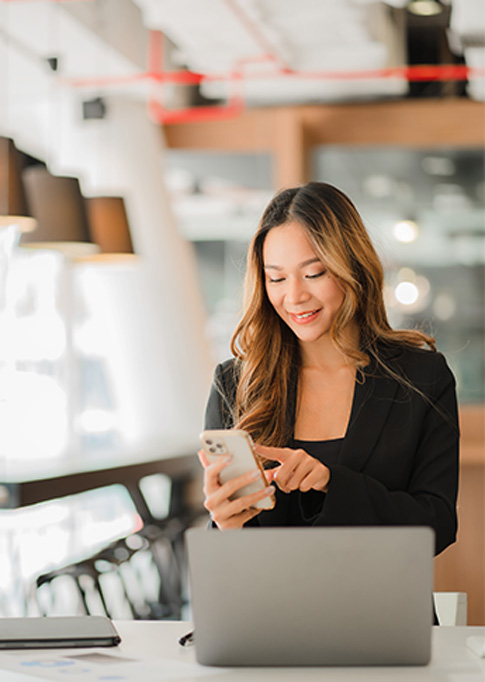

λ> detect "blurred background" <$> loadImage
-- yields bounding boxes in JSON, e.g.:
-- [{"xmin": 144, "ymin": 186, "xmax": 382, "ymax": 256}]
[{"xmin": 0, "ymin": 0, "xmax": 484, "ymax": 625}]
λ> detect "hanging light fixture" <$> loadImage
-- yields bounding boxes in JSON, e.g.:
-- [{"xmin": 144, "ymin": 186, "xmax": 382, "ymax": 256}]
[
  {"xmin": 406, "ymin": 0, "xmax": 443, "ymax": 16},
  {"xmin": 0, "ymin": 215, "xmax": 37, "ymax": 236},
  {"xmin": 22, "ymin": 168, "xmax": 89, "ymax": 240}
]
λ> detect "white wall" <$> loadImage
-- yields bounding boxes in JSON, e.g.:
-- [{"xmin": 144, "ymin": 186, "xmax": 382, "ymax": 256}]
[{"xmin": 0, "ymin": 0, "xmax": 215, "ymax": 448}]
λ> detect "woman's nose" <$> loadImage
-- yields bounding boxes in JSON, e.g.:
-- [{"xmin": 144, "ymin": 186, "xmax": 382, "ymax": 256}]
[{"xmin": 286, "ymin": 277, "xmax": 310, "ymax": 304}]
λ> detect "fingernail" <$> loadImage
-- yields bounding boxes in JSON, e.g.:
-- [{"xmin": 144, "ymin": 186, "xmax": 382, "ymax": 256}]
[
  {"xmin": 265, "ymin": 486, "xmax": 275, "ymax": 494},
  {"xmin": 250, "ymin": 469, "xmax": 261, "ymax": 479},
  {"xmin": 222, "ymin": 455, "xmax": 232, "ymax": 464}
]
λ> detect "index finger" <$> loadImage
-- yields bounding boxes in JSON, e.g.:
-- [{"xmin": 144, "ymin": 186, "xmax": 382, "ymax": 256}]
[
  {"xmin": 198, "ymin": 449, "xmax": 231, "ymax": 471},
  {"xmin": 197, "ymin": 448, "xmax": 211, "ymax": 468},
  {"xmin": 254, "ymin": 444, "xmax": 293, "ymax": 463}
]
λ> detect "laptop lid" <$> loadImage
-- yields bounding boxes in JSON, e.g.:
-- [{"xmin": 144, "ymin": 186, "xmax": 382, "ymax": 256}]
[
  {"xmin": 0, "ymin": 616, "xmax": 121, "ymax": 649},
  {"xmin": 186, "ymin": 526, "xmax": 434, "ymax": 667}
]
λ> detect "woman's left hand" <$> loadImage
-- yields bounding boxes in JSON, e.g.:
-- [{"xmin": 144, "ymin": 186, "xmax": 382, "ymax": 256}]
[{"xmin": 254, "ymin": 445, "xmax": 331, "ymax": 494}]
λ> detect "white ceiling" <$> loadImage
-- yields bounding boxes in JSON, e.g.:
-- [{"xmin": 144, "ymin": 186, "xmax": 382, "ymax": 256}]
[
  {"xmin": 133, "ymin": 0, "xmax": 484, "ymax": 104},
  {"xmin": 0, "ymin": 0, "xmax": 483, "ymax": 195},
  {"xmin": 0, "ymin": 0, "xmax": 484, "ymax": 124},
  {"xmin": 135, "ymin": 0, "xmax": 409, "ymax": 104}
]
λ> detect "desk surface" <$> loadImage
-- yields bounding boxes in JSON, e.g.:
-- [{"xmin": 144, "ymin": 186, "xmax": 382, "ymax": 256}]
[
  {"xmin": 0, "ymin": 621, "xmax": 483, "ymax": 681},
  {"xmin": 118, "ymin": 621, "xmax": 484, "ymax": 680}
]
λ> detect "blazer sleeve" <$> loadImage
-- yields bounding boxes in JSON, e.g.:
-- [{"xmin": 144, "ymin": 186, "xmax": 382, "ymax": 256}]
[
  {"xmin": 204, "ymin": 360, "xmax": 265, "ymax": 530},
  {"xmin": 312, "ymin": 353, "xmax": 459, "ymax": 556},
  {"xmin": 204, "ymin": 360, "xmax": 237, "ymax": 430}
]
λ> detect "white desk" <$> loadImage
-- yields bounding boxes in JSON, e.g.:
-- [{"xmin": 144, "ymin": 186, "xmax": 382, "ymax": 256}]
[
  {"xmin": 117, "ymin": 621, "xmax": 485, "ymax": 680},
  {"xmin": 0, "ymin": 622, "xmax": 484, "ymax": 681}
]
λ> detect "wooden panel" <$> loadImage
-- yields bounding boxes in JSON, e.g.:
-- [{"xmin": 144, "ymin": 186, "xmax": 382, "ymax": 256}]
[
  {"xmin": 163, "ymin": 108, "xmax": 276, "ymax": 151},
  {"xmin": 434, "ymin": 405, "xmax": 485, "ymax": 626},
  {"xmin": 273, "ymin": 108, "xmax": 311, "ymax": 189},
  {"xmin": 164, "ymin": 99, "xmax": 485, "ymax": 152},
  {"xmin": 164, "ymin": 98, "xmax": 484, "ymax": 188},
  {"xmin": 302, "ymin": 99, "xmax": 485, "ymax": 147}
]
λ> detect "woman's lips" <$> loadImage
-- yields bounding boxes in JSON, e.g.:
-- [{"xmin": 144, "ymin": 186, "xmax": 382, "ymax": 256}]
[{"xmin": 289, "ymin": 309, "xmax": 321, "ymax": 325}]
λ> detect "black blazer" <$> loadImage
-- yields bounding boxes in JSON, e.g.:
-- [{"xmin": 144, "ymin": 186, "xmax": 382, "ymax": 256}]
[{"xmin": 205, "ymin": 345, "xmax": 460, "ymax": 556}]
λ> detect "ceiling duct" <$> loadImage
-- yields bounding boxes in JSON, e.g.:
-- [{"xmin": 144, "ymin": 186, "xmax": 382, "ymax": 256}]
[{"xmin": 133, "ymin": 0, "xmax": 410, "ymax": 104}]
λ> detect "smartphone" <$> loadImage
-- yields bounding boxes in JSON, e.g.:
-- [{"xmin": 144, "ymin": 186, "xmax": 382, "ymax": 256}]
[{"xmin": 200, "ymin": 429, "xmax": 275, "ymax": 510}]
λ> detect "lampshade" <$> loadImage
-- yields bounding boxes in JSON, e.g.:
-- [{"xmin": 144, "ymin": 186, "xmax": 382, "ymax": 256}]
[
  {"xmin": 21, "ymin": 166, "xmax": 91, "ymax": 244},
  {"xmin": 20, "ymin": 242, "xmax": 100, "ymax": 259},
  {"xmin": 74, "ymin": 253, "xmax": 138, "ymax": 265},
  {"xmin": 0, "ymin": 215, "xmax": 38, "ymax": 234},
  {"xmin": 85, "ymin": 196, "xmax": 134, "ymax": 254},
  {"xmin": 0, "ymin": 137, "xmax": 29, "ymax": 216},
  {"xmin": 407, "ymin": 0, "xmax": 443, "ymax": 16}
]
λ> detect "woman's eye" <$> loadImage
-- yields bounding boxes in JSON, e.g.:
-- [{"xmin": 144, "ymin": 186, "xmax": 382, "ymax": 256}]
[
  {"xmin": 268, "ymin": 277, "xmax": 285, "ymax": 284},
  {"xmin": 306, "ymin": 270, "xmax": 326, "ymax": 279}
]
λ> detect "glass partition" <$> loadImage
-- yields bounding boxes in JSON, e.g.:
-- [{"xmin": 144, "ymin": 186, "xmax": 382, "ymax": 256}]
[
  {"xmin": 165, "ymin": 147, "xmax": 484, "ymax": 403},
  {"xmin": 313, "ymin": 147, "xmax": 484, "ymax": 403}
]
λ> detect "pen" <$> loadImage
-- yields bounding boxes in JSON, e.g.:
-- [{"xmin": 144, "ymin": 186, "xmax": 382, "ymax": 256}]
[{"xmin": 178, "ymin": 630, "xmax": 194, "ymax": 647}]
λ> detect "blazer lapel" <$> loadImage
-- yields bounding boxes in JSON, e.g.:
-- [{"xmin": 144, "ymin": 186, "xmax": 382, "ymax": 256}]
[{"xmin": 338, "ymin": 354, "xmax": 400, "ymax": 472}]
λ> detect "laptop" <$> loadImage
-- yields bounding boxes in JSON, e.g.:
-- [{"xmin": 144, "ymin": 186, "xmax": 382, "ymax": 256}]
[
  {"xmin": 0, "ymin": 616, "xmax": 121, "ymax": 649},
  {"xmin": 186, "ymin": 526, "xmax": 435, "ymax": 667}
]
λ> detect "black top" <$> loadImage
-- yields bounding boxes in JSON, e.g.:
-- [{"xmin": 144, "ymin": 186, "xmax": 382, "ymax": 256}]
[
  {"xmin": 283, "ymin": 438, "xmax": 344, "ymax": 526},
  {"xmin": 291, "ymin": 437, "xmax": 343, "ymax": 469},
  {"xmin": 204, "ymin": 344, "xmax": 459, "ymax": 555}
]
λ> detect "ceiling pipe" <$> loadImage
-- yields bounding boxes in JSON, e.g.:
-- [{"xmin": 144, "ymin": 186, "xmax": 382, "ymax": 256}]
[
  {"xmin": 3, "ymin": 0, "xmax": 482, "ymax": 123},
  {"xmin": 52, "ymin": 14, "xmax": 483, "ymax": 125},
  {"xmin": 146, "ymin": 30, "xmax": 244, "ymax": 124},
  {"xmin": 63, "ymin": 60, "xmax": 481, "ymax": 124},
  {"xmin": 63, "ymin": 60, "xmax": 479, "ymax": 90}
]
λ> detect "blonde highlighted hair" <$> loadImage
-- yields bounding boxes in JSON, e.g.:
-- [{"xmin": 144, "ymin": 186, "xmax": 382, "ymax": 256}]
[{"xmin": 230, "ymin": 182, "xmax": 435, "ymax": 446}]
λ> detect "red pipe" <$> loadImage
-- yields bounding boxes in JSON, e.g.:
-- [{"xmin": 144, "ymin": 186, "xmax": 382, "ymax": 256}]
[
  {"xmin": 62, "ymin": 63, "xmax": 482, "ymax": 90},
  {"xmin": 146, "ymin": 30, "xmax": 205, "ymax": 85},
  {"xmin": 146, "ymin": 30, "xmax": 245, "ymax": 124},
  {"xmin": 289, "ymin": 64, "xmax": 476, "ymax": 82},
  {"xmin": 145, "ymin": 30, "xmax": 244, "ymax": 123},
  {"xmin": 148, "ymin": 65, "xmax": 482, "ymax": 124},
  {"xmin": 4, "ymin": 0, "xmax": 482, "ymax": 123},
  {"xmin": 52, "ymin": 24, "xmax": 484, "ymax": 124},
  {"xmin": 148, "ymin": 97, "xmax": 244, "ymax": 125}
]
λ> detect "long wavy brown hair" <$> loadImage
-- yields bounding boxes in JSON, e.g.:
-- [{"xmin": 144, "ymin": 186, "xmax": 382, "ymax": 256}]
[{"xmin": 229, "ymin": 182, "xmax": 436, "ymax": 446}]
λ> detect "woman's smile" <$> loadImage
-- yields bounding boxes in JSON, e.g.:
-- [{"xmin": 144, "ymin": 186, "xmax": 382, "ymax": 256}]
[{"xmin": 289, "ymin": 308, "xmax": 322, "ymax": 324}]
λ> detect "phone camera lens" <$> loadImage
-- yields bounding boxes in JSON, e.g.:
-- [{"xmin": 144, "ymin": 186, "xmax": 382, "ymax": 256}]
[
  {"xmin": 206, "ymin": 439, "xmax": 213, "ymax": 446},
  {"xmin": 209, "ymin": 447, "xmax": 216, "ymax": 453},
  {"xmin": 216, "ymin": 442, "xmax": 224, "ymax": 449}
]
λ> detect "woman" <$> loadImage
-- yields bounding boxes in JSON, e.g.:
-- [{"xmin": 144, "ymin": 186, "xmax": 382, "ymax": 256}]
[{"xmin": 198, "ymin": 182, "xmax": 459, "ymax": 557}]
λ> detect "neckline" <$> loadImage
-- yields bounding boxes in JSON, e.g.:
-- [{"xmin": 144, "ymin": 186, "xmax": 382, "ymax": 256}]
[
  {"xmin": 293, "ymin": 436, "xmax": 345, "ymax": 444},
  {"xmin": 292, "ymin": 373, "xmax": 358, "ymax": 444}
]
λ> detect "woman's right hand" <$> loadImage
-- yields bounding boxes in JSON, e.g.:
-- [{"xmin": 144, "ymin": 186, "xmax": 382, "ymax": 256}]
[{"xmin": 197, "ymin": 449, "xmax": 275, "ymax": 530}]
